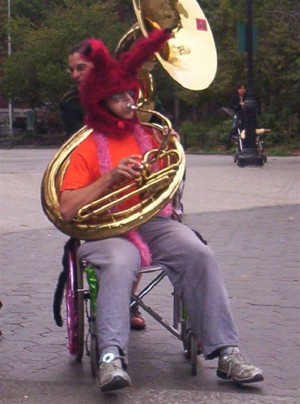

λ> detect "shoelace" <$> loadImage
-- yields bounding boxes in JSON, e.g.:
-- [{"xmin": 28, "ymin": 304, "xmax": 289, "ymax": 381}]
[{"xmin": 223, "ymin": 351, "xmax": 249, "ymax": 377}]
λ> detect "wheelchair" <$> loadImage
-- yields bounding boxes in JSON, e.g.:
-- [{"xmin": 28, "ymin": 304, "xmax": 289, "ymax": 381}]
[{"xmin": 53, "ymin": 237, "xmax": 200, "ymax": 379}]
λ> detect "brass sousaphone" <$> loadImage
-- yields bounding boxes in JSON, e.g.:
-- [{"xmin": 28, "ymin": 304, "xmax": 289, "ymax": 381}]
[
  {"xmin": 132, "ymin": 0, "xmax": 217, "ymax": 91},
  {"xmin": 41, "ymin": 0, "xmax": 217, "ymax": 240}
]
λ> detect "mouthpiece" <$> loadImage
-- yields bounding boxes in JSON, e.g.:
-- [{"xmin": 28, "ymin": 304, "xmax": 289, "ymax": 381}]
[{"xmin": 127, "ymin": 103, "xmax": 138, "ymax": 110}]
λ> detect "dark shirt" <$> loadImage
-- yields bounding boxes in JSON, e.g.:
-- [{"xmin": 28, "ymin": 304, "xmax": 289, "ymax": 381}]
[
  {"xmin": 59, "ymin": 88, "xmax": 84, "ymax": 139},
  {"xmin": 230, "ymin": 93, "xmax": 246, "ymax": 129},
  {"xmin": 230, "ymin": 93, "xmax": 244, "ymax": 113}
]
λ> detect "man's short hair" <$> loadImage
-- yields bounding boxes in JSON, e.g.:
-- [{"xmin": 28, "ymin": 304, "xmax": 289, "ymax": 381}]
[{"xmin": 68, "ymin": 41, "xmax": 86, "ymax": 56}]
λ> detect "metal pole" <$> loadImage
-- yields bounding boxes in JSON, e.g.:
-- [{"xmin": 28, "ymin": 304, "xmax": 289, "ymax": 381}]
[
  {"xmin": 246, "ymin": 0, "xmax": 254, "ymax": 90},
  {"xmin": 243, "ymin": 0, "xmax": 257, "ymax": 150},
  {"xmin": 8, "ymin": 0, "xmax": 13, "ymax": 137}
]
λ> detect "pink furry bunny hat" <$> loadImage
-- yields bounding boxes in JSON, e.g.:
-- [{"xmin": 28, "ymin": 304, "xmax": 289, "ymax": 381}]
[{"xmin": 79, "ymin": 29, "xmax": 171, "ymax": 136}]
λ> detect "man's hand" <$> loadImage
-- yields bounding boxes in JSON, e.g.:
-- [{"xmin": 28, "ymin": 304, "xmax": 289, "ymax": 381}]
[
  {"xmin": 153, "ymin": 127, "xmax": 180, "ymax": 144},
  {"xmin": 108, "ymin": 154, "xmax": 143, "ymax": 186},
  {"xmin": 60, "ymin": 154, "xmax": 143, "ymax": 221}
]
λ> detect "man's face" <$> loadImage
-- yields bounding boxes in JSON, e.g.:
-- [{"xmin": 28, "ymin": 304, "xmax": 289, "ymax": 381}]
[
  {"xmin": 105, "ymin": 91, "xmax": 135, "ymax": 120},
  {"xmin": 67, "ymin": 52, "xmax": 93, "ymax": 86}
]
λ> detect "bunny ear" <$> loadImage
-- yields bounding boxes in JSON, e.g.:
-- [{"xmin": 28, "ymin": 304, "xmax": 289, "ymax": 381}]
[
  {"xmin": 82, "ymin": 38, "xmax": 115, "ymax": 72},
  {"xmin": 119, "ymin": 29, "xmax": 171, "ymax": 74},
  {"xmin": 79, "ymin": 30, "xmax": 171, "ymax": 134}
]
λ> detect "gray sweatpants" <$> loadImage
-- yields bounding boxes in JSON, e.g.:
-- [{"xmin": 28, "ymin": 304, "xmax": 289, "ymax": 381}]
[{"xmin": 79, "ymin": 216, "xmax": 239, "ymax": 359}]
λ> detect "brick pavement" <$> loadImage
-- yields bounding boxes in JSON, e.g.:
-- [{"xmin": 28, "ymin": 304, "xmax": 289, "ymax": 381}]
[{"xmin": 0, "ymin": 151, "xmax": 299, "ymax": 403}]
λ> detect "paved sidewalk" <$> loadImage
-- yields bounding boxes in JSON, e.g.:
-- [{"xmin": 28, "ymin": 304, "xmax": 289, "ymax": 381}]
[{"xmin": 0, "ymin": 151, "xmax": 299, "ymax": 403}]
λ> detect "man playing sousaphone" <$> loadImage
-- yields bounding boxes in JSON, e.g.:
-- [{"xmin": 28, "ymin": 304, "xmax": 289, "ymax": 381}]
[
  {"xmin": 59, "ymin": 29, "xmax": 263, "ymax": 392},
  {"xmin": 58, "ymin": 40, "xmax": 147, "ymax": 330}
]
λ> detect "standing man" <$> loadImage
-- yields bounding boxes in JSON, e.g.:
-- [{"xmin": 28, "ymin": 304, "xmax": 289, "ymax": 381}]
[{"xmin": 59, "ymin": 42, "xmax": 93, "ymax": 139}]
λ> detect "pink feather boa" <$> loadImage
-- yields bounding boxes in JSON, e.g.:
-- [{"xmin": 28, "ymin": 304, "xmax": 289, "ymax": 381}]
[{"xmin": 93, "ymin": 124, "xmax": 172, "ymax": 267}]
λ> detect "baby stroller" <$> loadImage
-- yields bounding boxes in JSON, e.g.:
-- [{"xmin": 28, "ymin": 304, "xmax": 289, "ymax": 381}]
[{"xmin": 222, "ymin": 107, "xmax": 268, "ymax": 166}]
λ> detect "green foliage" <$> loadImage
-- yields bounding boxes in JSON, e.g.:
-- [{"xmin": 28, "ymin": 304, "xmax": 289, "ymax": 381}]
[
  {"xmin": 179, "ymin": 117, "xmax": 230, "ymax": 152},
  {"xmin": 0, "ymin": 0, "xmax": 299, "ymax": 143},
  {"xmin": 1, "ymin": 1, "xmax": 130, "ymax": 107},
  {"xmin": 10, "ymin": 0, "xmax": 63, "ymax": 25},
  {"xmin": 188, "ymin": 0, "xmax": 300, "ymax": 135}
]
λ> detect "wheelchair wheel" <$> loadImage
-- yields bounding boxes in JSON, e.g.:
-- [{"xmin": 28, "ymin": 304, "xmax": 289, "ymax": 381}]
[
  {"xmin": 188, "ymin": 330, "xmax": 198, "ymax": 376},
  {"xmin": 65, "ymin": 242, "xmax": 84, "ymax": 362},
  {"xmin": 90, "ymin": 334, "xmax": 99, "ymax": 378},
  {"xmin": 75, "ymin": 259, "xmax": 84, "ymax": 362},
  {"xmin": 180, "ymin": 304, "xmax": 198, "ymax": 376},
  {"xmin": 183, "ymin": 328, "xmax": 198, "ymax": 376}
]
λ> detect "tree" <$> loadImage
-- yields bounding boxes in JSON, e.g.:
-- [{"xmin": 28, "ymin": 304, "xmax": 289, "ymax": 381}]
[
  {"xmin": 1, "ymin": 0, "xmax": 299, "ymax": 134},
  {"xmin": 173, "ymin": 0, "xmax": 300, "ymax": 132},
  {"xmin": 0, "ymin": 1, "xmax": 131, "ymax": 108},
  {"xmin": 254, "ymin": 0, "xmax": 300, "ymax": 131}
]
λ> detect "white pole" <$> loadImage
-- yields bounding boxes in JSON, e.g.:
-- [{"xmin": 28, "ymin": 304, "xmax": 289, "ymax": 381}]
[{"xmin": 8, "ymin": 0, "xmax": 13, "ymax": 137}]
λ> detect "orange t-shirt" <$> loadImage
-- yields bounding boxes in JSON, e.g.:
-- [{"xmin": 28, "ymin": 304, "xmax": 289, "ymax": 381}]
[{"xmin": 60, "ymin": 129, "xmax": 157, "ymax": 192}]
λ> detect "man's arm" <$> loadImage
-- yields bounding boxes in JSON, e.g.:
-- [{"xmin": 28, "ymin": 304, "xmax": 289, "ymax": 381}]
[
  {"xmin": 60, "ymin": 174, "xmax": 113, "ymax": 221},
  {"xmin": 60, "ymin": 154, "xmax": 143, "ymax": 221}
]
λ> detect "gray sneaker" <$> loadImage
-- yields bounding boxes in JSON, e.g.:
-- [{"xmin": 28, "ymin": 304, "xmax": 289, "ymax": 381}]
[
  {"xmin": 99, "ymin": 354, "xmax": 132, "ymax": 392},
  {"xmin": 217, "ymin": 348, "xmax": 264, "ymax": 384}
]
